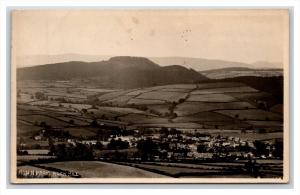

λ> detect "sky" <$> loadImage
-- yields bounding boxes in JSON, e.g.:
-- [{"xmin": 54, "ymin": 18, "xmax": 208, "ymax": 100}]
[{"xmin": 12, "ymin": 9, "xmax": 289, "ymax": 68}]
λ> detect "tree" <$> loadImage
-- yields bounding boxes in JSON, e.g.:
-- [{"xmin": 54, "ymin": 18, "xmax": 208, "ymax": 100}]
[
  {"xmin": 159, "ymin": 127, "xmax": 169, "ymax": 136},
  {"xmin": 95, "ymin": 141, "xmax": 104, "ymax": 150},
  {"xmin": 52, "ymin": 143, "xmax": 94, "ymax": 160},
  {"xmin": 82, "ymin": 108, "xmax": 87, "ymax": 114},
  {"xmin": 35, "ymin": 92, "xmax": 46, "ymax": 100},
  {"xmin": 69, "ymin": 119, "xmax": 74, "ymax": 125},
  {"xmin": 90, "ymin": 119, "xmax": 99, "ymax": 127},
  {"xmin": 40, "ymin": 121, "xmax": 47, "ymax": 127},
  {"xmin": 253, "ymin": 140, "xmax": 268, "ymax": 157},
  {"xmin": 197, "ymin": 144, "xmax": 207, "ymax": 153},
  {"xmin": 169, "ymin": 128, "xmax": 180, "ymax": 135},
  {"xmin": 107, "ymin": 138, "xmax": 129, "ymax": 150},
  {"xmin": 137, "ymin": 138, "xmax": 158, "ymax": 161},
  {"xmin": 178, "ymin": 98, "xmax": 185, "ymax": 103},
  {"xmin": 48, "ymin": 137, "xmax": 55, "ymax": 155},
  {"xmin": 272, "ymin": 140, "xmax": 283, "ymax": 159},
  {"xmin": 100, "ymin": 114, "xmax": 107, "ymax": 120},
  {"xmin": 258, "ymin": 129, "xmax": 266, "ymax": 134}
]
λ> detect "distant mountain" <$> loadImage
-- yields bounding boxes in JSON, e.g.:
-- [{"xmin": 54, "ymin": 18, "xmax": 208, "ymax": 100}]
[
  {"xmin": 17, "ymin": 56, "xmax": 208, "ymax": 88},
  {"xmin": 199, "ymin": 67, "xmax": 283, "ymax": 79},
  {"xmin": 17, "ymin": 54, "xmax": 283, "ymax": 71},
  {"xmin": 252, "ymin": 61, "xmax": 283, "ymax": 69},
  {"xmin": 16, "ymin": 54, "xmax": 111, "ymax": 68},
  {"xmin": 149, "ymin": 57, "xmax": 258, "ymax": 71}
]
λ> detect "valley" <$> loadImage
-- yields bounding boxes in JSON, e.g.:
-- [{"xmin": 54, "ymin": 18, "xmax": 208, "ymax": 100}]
[{"xmin": 16, "ymin": 57, "xmax": 284, "ymax": 179}]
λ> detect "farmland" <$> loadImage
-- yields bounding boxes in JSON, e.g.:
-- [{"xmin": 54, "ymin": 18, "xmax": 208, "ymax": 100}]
[
  {"xmin": 17, "ymin": 79, "xmax": 284, "ymax": 140},
  {"xmin": 16, "ymin": 78, "xmax": 284, "ymax": 179}
]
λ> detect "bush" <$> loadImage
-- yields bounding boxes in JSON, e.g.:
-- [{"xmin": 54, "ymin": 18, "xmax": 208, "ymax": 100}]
[
  {"xmin": 52, "ymin": 143, "xmax": 94, "ymax": 160},
  {"xmin": 107, "ymin": 138, "xmax": 129, "ymax": 150}
]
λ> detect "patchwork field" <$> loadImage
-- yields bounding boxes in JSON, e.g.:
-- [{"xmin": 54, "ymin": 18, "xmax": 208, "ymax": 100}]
[
  {"xmin": 175, "ymin": 101, "xmax": 255, "ymax": 116},
  {"xmin": 18, "ymin": 79, "xmax": 282, "ymax": 135}
]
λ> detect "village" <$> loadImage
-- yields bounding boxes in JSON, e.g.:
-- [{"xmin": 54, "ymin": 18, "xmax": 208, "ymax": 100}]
[{"xmin": 17, "ymin": 123, "xmax": 282, "ymax": 163}]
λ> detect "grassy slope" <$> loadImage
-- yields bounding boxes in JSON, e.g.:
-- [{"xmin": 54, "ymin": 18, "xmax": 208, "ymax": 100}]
[{"xmin": 38, "ymin": 161, "xmax": 169, "ymax": 178}]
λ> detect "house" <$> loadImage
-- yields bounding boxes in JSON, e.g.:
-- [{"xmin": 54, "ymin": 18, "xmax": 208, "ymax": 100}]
[
  {"xmin": 34, "ymin": 135, "xmax": 42, "ymax": 141},
  {"xmin": 194, "ymin": 153, "xmax": 213, "ymax": 159},
  {"xmin": 222, "ymin": 142, "xmax": 231, "ymax": 147},
  {"xmin": 81, "ymin": 140, "xmax": 97, "ymax": 145}
]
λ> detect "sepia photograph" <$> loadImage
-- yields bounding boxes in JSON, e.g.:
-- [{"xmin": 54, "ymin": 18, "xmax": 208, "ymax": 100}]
[{"xmin": 10, "ymin": 9, "xmax": 289, "ymax": 183}]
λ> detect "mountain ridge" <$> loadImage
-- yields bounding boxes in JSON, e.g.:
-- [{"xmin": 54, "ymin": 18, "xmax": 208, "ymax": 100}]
[
  {"xmin": 17, "ymin": 56, "xmax": 208, "ymax": 89},
  {"xmin": 16, "ymin": 54, "xmax": 283, "ymax": 71}
]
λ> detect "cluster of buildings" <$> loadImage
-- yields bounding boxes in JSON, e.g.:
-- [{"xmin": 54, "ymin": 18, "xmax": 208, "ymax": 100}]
[
  {"xmin": 72, "ymin": 132, "xmax": 276, "ymax": 160},
  {"xmin": 21, "ymin": 125, "xmax": 279, "ymax": 161}
]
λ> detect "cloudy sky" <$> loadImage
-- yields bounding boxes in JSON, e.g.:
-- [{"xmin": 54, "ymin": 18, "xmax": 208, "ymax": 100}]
[{"xmin": 12, "ymin": 9, "xmax": 289, "ymax": 68}]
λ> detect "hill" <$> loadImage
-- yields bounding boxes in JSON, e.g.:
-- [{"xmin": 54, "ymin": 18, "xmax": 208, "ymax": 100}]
[
  {"xmin": 203, "ymin": 76, "xmax": 283, "ymax": 104},
  {"xmin": 17, "ymin": 56, "xmax": 208, "ymax": 89}
]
